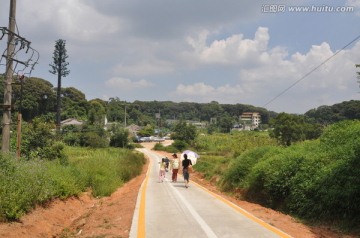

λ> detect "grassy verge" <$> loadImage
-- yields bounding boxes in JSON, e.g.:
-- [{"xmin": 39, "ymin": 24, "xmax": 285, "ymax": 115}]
[
  {"xmin": 0, "ymin": 146, "xmax": 145, "ymax": 221},
  {"xmin": 194, "ymin": 121, "xmax": 360, "ymax": 235}
]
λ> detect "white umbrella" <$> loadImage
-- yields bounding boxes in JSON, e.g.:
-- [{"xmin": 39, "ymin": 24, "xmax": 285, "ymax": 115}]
[{"xmin": 181, "ymin": 150, "xmax": 200, "ymax": 165}]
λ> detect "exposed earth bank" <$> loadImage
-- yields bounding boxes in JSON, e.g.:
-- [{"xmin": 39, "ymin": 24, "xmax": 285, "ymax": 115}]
[{"xmin": 0, "ymin": 142, "xmax": 356, "ymax": 238}]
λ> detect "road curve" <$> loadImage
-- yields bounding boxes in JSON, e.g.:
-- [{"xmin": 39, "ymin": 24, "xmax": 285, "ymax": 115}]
[{"xmin": 130, "ymin": 148, "xmax": 292, "ymax": 238}]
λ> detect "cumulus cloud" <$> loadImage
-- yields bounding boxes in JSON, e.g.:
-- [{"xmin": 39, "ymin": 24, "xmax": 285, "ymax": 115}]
[
  {"xmin": 112, "ymin": 60, "xmax": 174, "ymax": 77},
  {"xmin": 346, "ymin": 0, "xmax": 360, "ymax": 15},
  {"xmin": 105, "ymin": 77, "xmax": 154, "ymax": 90},
  {"xmin": 16, "ymin": 0, "xmax": 121, "ymax": 42},
  {"xmin": 86, "ymin": 0, "xmax": 261, "ymax": 39},
  {"xmin": 186, "ymin": 27, "xmax": 270, "ymax": 65},
  {"xmin": 178, "ymin": 27, "xmax": 360, "ymax": 112}
]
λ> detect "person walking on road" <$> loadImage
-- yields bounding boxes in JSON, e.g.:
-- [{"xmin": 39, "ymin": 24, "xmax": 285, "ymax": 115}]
[
  {"xmin": 182, "ymin": 154, "xmax": 192, "ymax": 188},
  {"xmin": 159, "ymin": 158, "xmax": 166, "ymax": 182},
  {"xmin": 170, "ymin": 153, "xmax": 180, "ymax": 182}
]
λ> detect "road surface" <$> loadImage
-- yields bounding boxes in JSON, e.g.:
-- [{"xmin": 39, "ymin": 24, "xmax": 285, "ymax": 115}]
[{"xmin": 130, "ymin": 148, "xmax": 292, "ymax": 238}]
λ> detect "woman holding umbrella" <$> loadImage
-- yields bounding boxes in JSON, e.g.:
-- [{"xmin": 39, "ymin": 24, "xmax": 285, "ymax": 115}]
[{"xmin": 182, "ymin": 153, "xmax": 193, "ymax": 188}]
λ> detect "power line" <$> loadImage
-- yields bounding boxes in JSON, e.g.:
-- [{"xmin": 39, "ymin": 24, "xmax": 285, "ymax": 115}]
[{"xmin": 263, "ymin": 33, "xmax": 360, "ymax": 108}]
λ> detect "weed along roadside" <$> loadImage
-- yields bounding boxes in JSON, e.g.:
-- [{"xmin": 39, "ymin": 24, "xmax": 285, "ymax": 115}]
[
  {"xmin": 0, "ymin": 120, "xmax": 359, "ymax": 238},
  {"xmin": 0, "ymin": 146, "xmax": 145, "ymax": 221}
]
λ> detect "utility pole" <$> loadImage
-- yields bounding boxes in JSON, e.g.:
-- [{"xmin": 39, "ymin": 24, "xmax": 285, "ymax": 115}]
[
  {"xmin": 2, "ymin": 0, "xmax": 17, "ymax": 153},
  {"xmin": 16, "ymin": 75, "xmax": 24, "ymax": 157}
]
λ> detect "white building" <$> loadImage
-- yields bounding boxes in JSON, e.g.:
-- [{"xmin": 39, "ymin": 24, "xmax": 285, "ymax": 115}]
[{"xmin": 239, "ymin": 112, "xmax": 261, "ymax": 130}]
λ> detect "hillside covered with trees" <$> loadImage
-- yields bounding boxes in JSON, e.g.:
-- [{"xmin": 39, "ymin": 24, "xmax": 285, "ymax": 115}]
[{"xmin": 1, "ymin": 75, "xmax": 359, "ymax": 130}]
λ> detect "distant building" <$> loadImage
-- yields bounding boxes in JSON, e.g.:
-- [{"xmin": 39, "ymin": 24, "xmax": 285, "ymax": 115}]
[{"xmin": 239, "ymin": 112, "xmax": 261, "ymax": 130}]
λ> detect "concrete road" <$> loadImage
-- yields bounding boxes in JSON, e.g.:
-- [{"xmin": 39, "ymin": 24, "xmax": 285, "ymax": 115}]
[{"xmin": 130, "ymin": 148, "xmax": 292, "ymax": 238}]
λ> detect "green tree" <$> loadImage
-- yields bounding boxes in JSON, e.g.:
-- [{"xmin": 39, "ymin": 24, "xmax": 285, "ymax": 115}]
[
  {"xmin": 109, "ymin": 126, "xmax": 129, "ymax": 148},
  {"xmin": 138, "ymin": 124, "xmax": 154, "ymax": 137},
  {"xmin": 199, "ymin": 101, "xmax": 224, "ymax": 121},
  {"xmin": 217, "ymin": 114, "xmax": 234, "ymax": 133},
  {"xmin": 88, "ymin": 100, "xmax": 106, "ymax": 126},
  {"xmin": 270, "ymin": 113, "xmax": 306, "ymax": 146},
  {"xmin": 79, "ymin": 124, "xmax": 108, "ymax": 148},
  {"xmin": 49, "ymin": 39, "xmax": 70, "ymax": 133},
  {"xmin": 13, "ymin": 117, "xmax": 66, "ymax": 161},
  {"xmin": 61, "ymin": 87, "xmax": 89, "ymax": 120},
  {"xmin": 12, "ymin": 77, "xmax": 56, "ymax": 121},
  {"xmin": 171, "ymin": 121, "xmax": 197, "ymax": 144},
  {"xmin": 107, "ymin": 97, "xmax": 126, "ymax": 123}
]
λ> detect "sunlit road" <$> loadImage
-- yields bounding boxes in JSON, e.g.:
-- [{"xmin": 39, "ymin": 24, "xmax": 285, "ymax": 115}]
[{"xmin": 130, "ymin": 147, "xmax": 292, "ymax": 238}]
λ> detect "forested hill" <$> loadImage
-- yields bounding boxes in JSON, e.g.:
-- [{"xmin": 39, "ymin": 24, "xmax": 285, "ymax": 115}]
[
  {"xmin": 0, "ymin": 75, "xmax": 359, "ymax": 126},
  {"xmin": 305, "ymin": 100, "xmax": 360, "ymax": 125}
]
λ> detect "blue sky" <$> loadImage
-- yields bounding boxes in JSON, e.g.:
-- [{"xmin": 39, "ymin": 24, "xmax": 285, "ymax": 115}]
[{"xmin": 0, "ymin": 0, "xmax": 359, "ymax": 113}]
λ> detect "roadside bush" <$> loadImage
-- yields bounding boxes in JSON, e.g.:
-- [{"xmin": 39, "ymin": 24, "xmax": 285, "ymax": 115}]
[
  {"xmin": 296, "ymin": 120, "xmax": 360, "ymax": 226},
  {"xmin": 153, "ymin": 143, "xmax": 165, "ymax": 151},
  {"xmin": 79, "ymin": 132, "xmax": 108, "ymax": 148},
  {"xmin": 245, "ymin": 144, "xmax": 315, "ymax": 209},
  {"xmin": 220, "ymin": 146, "xmax": 281, "ymax": 192},
  {"xmin": 0, "ymin": 146, "xmax": 145, "ymax": 221},
  {"xmin": 63, "ymin": 132, "xmax": 80, "ymax": 146},
  {"xmin": 109, "ymin": 128, "xmax": 129, "ymax": 148},
  {"xmin": 14, "ymin": 117, "xmax": 66, "ymax": 161},
  {"xmin": 193, "ymin": 131, "xmax": 277, "ymax": 157},
  {"xmin": 172, "ymin": 140, "xmax": 188, "ymax": 151},
  {"xmin": 195, "ymin": 155, "xmax": 230, "ymax": 181},
  {"xmin": 0, "ymin": 156, "xmax": 75, "ymax": 221},
  {"xmin": 69, "ymin": 147, "xmax": 145, "ymax": 197},
  {"xmin": 153, "ymin": 143, "xmax": 177, "ymax": 153}
]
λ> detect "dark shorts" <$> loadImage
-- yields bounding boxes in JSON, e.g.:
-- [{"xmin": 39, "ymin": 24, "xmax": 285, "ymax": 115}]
[{"xmin": 183, "ymin": 168, "xmax": 190, "ymax": 181}]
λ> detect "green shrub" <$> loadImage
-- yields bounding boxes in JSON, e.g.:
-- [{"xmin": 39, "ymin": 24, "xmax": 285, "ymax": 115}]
[
  {"xmin": 63, "ymin": 132, "xmax": 80, "ymax": 146},
  {"xmin": 172, "ymin": 140, "xmax": 188, "ymax": 151},
  {"xmin": 153, "ymin": 143, "xmax": 165, "ymax": 151},
  {"xmin": 220, "ymin": 146, "xmax": 281, "ymax": 192},
  {"xmin": 69, "ymin": 147, "xmax": 145, "ymax": 197},
  {"xmin": 0, "ymin": 146, "xmax": 145, "ymax": 221},
  {"xmin": 195, "ymin": 155, "xmax": 230, "ymax": 181},
  {"xmin": 79, "ymin": 132, "xmax": 108, "ymax": 148},
  {"xmin": 109, "ymin": 128, "xmax": 129, "ymax": 148},
  {"xmin": 0, "ymin": 157, "xmax": 56, "ymax": 220}
]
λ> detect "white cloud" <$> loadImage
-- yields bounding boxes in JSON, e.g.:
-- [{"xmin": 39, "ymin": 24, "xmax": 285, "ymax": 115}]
[
  {"xmin": 346, "ymin": 0, "xmax": 360, "ymax": 15},
  {"xmin": 176, "ymin": 83, "xmax": 214, "ymax": 96},
  {"xmin": 186, "ymin": 27, "xmax": 270, "ymax": 65},
  {"xmin": 174, "ymin": 82, "xmax": 246, "ymax": 103},
  {"xmin": 105, "ymin": 77, "xmax": 154, "ymax": 90},
  {"xmin": 113, "ymin": 60, "xmax": 174, "ymax": 77},
  {"xmin": 17, "ymin": 0, "xmax": 121, "ymax": 42},
  {"xmin": 178, "ymin": 28, "xmax": 360, "ymax": 112}
]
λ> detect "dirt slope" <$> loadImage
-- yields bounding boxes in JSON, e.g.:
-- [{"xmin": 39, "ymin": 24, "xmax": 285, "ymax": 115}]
[{"xmin": 0, "ymin": 143, "xmax": 355, "ymax": 238}]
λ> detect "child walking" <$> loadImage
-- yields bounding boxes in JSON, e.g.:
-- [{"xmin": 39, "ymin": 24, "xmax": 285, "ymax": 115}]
[{"xmin": 159, "ymin": 158, "xmax": 166, "ymax": 182}]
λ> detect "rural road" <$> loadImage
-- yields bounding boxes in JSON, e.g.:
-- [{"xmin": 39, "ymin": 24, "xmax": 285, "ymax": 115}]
[{"xmin": 130, "ymin": 147, "xmax": 292, "ymax": 238}]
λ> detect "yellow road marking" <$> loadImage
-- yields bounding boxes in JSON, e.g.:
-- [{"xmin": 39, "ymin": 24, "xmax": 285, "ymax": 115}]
[
  {"xmin": 192, "ymin": 180, "xmax": 293, "ymax": 238},
  {"xmin": 137, "ymin": 157, "xmax": 152, "ymax": 238}
]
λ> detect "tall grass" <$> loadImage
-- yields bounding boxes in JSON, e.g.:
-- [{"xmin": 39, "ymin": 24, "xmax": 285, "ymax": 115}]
[
  {"xmin": 194, "ymin": 131, "xmax": 277, "ymax": 157},
  {"xmin": 216, "ymin": 120, "xmax": 360, "ymax": 232},
  {"xmin": 193, "ymin": 131, "xmax": 276, "ymax": 184},
  {"xmin": 67, "ymin": 147, "xmax": 145, "ymax": 197},
  {"xmin": 0, "ymin": 146, "xmax": 145, "ymax": 221}
]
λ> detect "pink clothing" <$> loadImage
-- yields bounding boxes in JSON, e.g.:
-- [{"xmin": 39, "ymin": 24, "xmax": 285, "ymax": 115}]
[
  {"xmin": 159, "ymin": 169, "xmax": 165, "ymax": 182},
  {"xmin": 159, "ymin": 161, "xmax": 166, "ymax": 182}
]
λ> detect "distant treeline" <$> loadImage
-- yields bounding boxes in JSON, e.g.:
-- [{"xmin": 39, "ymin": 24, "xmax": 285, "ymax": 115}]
[{"xmin": 0, "ymin": 75, "xmax": 359, "ymax": 127}]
